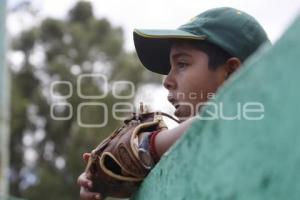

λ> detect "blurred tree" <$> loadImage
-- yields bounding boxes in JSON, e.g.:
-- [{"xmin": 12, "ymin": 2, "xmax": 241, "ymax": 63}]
[{"xmin": 9, "ymin": 1, "xmax": 160, "ymax": 200}]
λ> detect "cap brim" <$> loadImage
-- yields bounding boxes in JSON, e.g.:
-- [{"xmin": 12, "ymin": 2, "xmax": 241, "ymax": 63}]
[{"xmin": 134, "ymin": 29, "xmax": 206, "ymax": 75}]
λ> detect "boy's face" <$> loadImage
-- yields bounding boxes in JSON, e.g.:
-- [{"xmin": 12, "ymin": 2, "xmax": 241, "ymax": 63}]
[{"xmin": 164, "ymin": 42, "xmax": 227, "ymax": 122}]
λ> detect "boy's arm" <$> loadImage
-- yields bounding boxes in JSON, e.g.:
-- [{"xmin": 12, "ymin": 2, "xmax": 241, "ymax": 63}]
[{"xmin": 155, "ymin": 117, "xmax": 196, "ymax": 158}]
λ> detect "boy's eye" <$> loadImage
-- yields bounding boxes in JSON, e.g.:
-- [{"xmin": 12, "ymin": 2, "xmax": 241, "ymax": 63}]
[{"xmin": 177, "ymin": 62, "xmax": 188, "ymax": 69}]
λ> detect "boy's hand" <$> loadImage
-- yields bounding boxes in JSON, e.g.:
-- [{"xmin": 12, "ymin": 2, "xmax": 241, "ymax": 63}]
[{"xmin": 78, "ymin": 153, "xmax": 102, "ymax": 200}]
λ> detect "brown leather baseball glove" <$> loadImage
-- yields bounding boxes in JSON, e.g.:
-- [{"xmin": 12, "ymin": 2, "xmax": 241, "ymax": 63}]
[{"xmin": 84, "ymin": 108, "xmax": 179, "ymax": 199}]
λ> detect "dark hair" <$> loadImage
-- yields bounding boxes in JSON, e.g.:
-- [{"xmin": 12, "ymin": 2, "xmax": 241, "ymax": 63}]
[{"xmin": 171, "ymin": 39, "xmax": 233, "ymax": 70}]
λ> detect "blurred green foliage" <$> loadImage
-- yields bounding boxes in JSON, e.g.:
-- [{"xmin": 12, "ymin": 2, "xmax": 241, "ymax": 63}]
[{"xmin": 9, "ymin": 1, "xmax": 160, "ymax": 200}]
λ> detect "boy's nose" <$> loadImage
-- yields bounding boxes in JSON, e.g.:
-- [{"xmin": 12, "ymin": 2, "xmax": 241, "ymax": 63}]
[{"xmin": 163, "ymin": 71, "xmax": 176, "ymax": 90}]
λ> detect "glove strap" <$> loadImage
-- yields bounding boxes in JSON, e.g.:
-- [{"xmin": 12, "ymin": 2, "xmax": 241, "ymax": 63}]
[{"xmin": 137, "ymin": 130, "xmax": 161, "ymax": 169}]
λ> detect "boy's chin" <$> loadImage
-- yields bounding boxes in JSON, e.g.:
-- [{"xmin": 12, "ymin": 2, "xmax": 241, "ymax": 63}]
[{"xmin": 174, "ymin": 108, "xmax": 193, "ymax": 122}]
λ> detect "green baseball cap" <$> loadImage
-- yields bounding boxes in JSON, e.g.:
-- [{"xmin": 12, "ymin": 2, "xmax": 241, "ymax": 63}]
[{"xmin": 134, "ymin": 7, "xmax": 270, "ymax": 75}]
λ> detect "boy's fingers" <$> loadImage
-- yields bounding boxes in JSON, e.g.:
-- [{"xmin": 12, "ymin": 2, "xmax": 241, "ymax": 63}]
[
  {"xmin": 77, "ymin": 173, "xmax": 93, "ymax": 189},
  {"xmin": 80, "ymin": 187, "xmax": 102, "ymax": 200},
  {"xmin": 82, "ymin": 153, "xmax": 91, "ymax": 163}
]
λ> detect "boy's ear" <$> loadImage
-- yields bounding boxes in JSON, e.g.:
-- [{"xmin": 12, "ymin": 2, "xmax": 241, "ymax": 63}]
[{"xmin": 224, "ymin": 57, "xmax": 242, "ymax": 79}]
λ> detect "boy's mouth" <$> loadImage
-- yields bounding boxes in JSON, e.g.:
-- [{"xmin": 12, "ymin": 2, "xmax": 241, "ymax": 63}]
[{"xmin": 167, "ymin": 94, "xmax": 182, "ymax": 116}]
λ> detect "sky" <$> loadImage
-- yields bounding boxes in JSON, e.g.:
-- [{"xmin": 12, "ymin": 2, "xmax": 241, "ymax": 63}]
[{"xmin": 7, "ymin": 0, "xmax": 300, "ymax": 50}]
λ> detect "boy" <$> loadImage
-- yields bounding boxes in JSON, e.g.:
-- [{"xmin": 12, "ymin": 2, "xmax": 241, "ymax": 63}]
[{"xmin": 78, "ymin": 7, "xmax": 269, "ymax": 200}]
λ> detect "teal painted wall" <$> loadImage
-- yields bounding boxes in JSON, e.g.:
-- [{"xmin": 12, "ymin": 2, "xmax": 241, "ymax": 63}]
[{"xmin": 132, "ymin": 13, "xmax": 300, "ymax": 200}]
